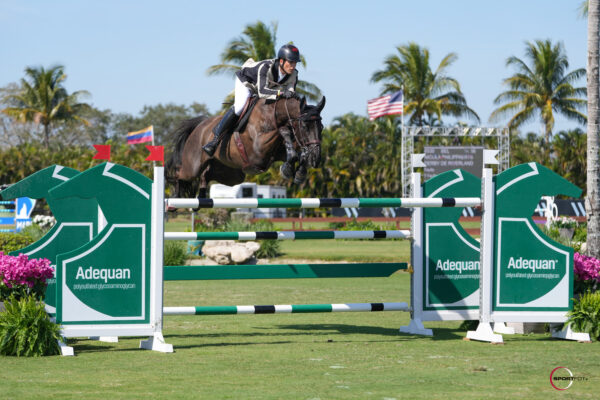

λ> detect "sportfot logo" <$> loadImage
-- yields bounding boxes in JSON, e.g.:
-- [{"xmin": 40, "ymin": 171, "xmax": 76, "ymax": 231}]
[{"xmin": 549, "ymin": 367, "xmax": 588, "ymax": 390}]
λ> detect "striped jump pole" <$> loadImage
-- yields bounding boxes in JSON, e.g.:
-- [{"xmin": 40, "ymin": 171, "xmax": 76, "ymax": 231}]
[
  {"xmin": 166, "ymin": 197, "xmax": 481, "ymax": 210},
  {"xmin": 164, "ymin": 302, "xmax": 409, "ymax": 315},
  {"xmin": 164, "ymin": 230, "xmax": 411, "ymax": 241}
]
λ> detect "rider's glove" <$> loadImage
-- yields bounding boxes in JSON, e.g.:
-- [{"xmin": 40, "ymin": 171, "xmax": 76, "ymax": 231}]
[{"xmin": 280, "ymin": 90, "xmax": 295, "ymax": 99}]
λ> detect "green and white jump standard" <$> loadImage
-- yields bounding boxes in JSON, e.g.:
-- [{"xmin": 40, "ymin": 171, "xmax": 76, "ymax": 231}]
[{"xmin": 4, "ymin": 156, "xmax": 590, "ymax": 355}]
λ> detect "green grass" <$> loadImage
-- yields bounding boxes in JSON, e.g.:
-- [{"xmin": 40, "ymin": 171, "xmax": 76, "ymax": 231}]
[
  {"xmin": 1, "ymin": 273, "xmax": 598, "ymax": 399},
  {"xmin": 276, "ymin": 239, "xmax": 411, "ymax": 262},
  {"xmin": 8, "ymin": 217, "xmax": 587, "ymax": 398}
]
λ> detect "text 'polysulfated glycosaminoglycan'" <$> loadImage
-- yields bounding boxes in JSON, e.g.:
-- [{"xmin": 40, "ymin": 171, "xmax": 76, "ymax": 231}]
[
  {"xmin": 435, "ymin": 260, "xmax": 480, "ymax": 273},
  {"xmin": 506, "ymin": 257, "xmax": 557, "ymax": 273},
  {"xmin": 75, "ymin": 266, "xmax": 131, "ymax": 283}
]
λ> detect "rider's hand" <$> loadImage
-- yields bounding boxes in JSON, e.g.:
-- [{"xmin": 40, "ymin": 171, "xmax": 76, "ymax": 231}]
[{"xmin": 280, "ymin": 90, "xmax": 295, "ymax": 99}]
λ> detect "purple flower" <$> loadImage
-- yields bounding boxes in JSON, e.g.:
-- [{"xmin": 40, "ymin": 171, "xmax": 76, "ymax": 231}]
[
  {"xmin": 574, "ymin": 252, "xmax": 600, "ymax": 283},
  {"xmin": 0, "ymin": 253, "xmax": 53, "ymax": 300}
]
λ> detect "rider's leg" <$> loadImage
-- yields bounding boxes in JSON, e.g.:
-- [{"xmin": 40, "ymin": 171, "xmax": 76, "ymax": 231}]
[{"xmin": 202, "ymin": 79, "xmax": 249, "ymax": 156}]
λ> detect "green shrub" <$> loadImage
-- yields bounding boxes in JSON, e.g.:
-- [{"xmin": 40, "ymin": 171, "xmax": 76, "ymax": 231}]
[
  {"xmin": 567, "ymin": 290, "xmax": 600, "ymax": 341},
  {"xmin": 341, "ymin": 219, "xmax": 383, "ymax": 231},
  {"xmin": 573, "ymin": 223, "xmax": 587, "ymax": 243},
  {"xmin": 20, "ymin": 224, "xmax": 46, "ymax": 242},
  {"xmin": 164, "ymin": 241, "xmax": 189, "ymax": 266},
  {"xmin": 328, "ymin": 219, "xmax": 388, "ymax": 241},
  {"xmin": 0, "ymin": 233, "xmax": 34, "ymax": 254},
  {"xmin": 194, "ymin": 209, "xmax": 230, "ymax": 232},
  {"xmin": 328, "ymin": 222, "xmax": 346, "ymax": 230},
  {"xmin": 0, "ymin": 296, "xmax": 61, "ymax": 356},
  {"xmin": 458, "ymin": 320, "xmax": 479, "ymax": 331}
]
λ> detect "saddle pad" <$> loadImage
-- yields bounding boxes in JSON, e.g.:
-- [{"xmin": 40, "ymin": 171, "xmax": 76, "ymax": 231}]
[{"xmin": 233, "ymin": 96, "xmax": 258, "ymax": 134}]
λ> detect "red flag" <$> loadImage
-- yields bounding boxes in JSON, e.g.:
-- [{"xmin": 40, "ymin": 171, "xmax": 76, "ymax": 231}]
[
  {"xmin": 145, "ymin": 145, "xmax": 164, "ymax": 163},
  {"xmin": 93, "ymin": 144, "xmax": 111, "ymax": 160}
]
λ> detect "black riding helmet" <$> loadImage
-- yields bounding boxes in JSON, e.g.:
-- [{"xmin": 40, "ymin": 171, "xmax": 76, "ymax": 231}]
[{"xmin": 277, "ymin": 44, "xmax": 300, "ymax": 63}]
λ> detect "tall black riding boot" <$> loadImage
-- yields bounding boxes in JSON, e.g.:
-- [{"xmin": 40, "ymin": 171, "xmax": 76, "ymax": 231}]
[{"xmin": 202, "ymin": 107, "xmax": 239, "ymax": 156}]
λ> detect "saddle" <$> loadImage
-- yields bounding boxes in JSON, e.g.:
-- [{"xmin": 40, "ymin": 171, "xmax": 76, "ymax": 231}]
[{"xmin": 233, "ymin": 95, "xmax": 258, "ymax": 134}]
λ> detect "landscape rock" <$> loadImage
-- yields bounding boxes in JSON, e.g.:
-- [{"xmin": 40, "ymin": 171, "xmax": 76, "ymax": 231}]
[{"xmin": 202, "ymin": 240, "xmax": 261, "ymax": 265}]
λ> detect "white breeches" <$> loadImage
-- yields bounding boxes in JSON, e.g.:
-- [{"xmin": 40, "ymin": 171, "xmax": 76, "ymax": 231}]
[{"xmin": 234, "ymin": 77, "xmax": 251, "ymax": 115}]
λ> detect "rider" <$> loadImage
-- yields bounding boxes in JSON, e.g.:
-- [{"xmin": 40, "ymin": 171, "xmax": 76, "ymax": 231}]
[{"xmin": 202, "ymin": 44, "xmax": 301, "ymax": 156}]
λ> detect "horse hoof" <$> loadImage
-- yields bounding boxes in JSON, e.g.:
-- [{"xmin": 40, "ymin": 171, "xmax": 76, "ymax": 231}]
[
  {"xmin": 280, "ymin": 163, "xmax": 295, "ymax": 180},
  {"xmin": 293, "ymin": 168, "xmax": 307, "ymax": 184}
]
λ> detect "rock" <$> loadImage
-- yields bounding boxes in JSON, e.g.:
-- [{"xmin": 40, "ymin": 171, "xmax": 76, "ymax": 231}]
[{"xmin": 202, "ymin": 240, "xmax": 260, "ymax": 264}]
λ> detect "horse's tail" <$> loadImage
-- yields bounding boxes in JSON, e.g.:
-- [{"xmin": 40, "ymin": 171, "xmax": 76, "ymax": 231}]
[{"xmin": 165, "ymin": 116, "xmax": 208, "ymax": 182}]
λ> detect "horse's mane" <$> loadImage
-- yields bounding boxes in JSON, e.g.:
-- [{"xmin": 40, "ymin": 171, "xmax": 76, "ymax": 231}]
[{"xmin": 165, "ymin": 115, "xmax": 209, "ymax": 182}]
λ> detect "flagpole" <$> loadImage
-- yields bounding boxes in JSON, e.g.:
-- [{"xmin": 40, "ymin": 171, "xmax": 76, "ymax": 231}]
[
  {"xmin": 401, "ymin": 85, "xmax": 405, "ymax": 196},
  {"xmin": 151, "ymin": 125, "xmax": 156, "ymax": 168}
]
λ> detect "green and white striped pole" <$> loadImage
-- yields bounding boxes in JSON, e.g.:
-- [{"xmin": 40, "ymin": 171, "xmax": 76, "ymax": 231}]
[
  {"xmin": 166, "ymin": 197, "xmax": 481, "ymax": 209},
  {"xmin": 164, "ymin": 230, "xmax": 411, "ymax": 241},
  {"xmin": 164, "ymin": 302, "xmax": 409, "ymax": 315}
]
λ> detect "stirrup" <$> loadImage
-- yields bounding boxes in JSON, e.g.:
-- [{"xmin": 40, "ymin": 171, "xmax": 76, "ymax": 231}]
[{"xmin": 203, "ymin": 142, "xmax": 217, "ymax": 157}]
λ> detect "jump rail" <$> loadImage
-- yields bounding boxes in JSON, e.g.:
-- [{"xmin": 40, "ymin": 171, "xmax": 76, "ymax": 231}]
[
  {"xmin": 166, "ymin": 197, "xmax": 482, "ymax": 209},
  {"xmin": 164, "ymin": 302, "xmax": 410, "ymax": 315},
  {"xmin": 164, "ymin": 230, "xmax": 411, "ymax": 241}
]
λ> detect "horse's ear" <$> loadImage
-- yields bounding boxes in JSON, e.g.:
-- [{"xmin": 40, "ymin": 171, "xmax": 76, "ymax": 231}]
[
  {"xmin": 300, "ymin": 96, "xmax": 306, "ymax": 110},
  {"xmin": 316, "ymin": 96, "xmax": 326, "ymax": 112}
]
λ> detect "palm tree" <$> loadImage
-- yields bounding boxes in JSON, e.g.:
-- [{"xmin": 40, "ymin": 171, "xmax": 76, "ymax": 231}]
[
  {"xmin": 551, "ymin": 129, "xmax": 587, "ymax": 191},
  {"xmin": 1, "ymin": 65, "xmax": 91, "ymax": 148},
  {"xmin": 207, "ymin": 20, "xmax": 321, "ymax": 106},
  {"xmin": 587, "ymin": 0, "xmax": 600, "ymax": 258},
  {"xmin": 489, "ymin": 40, "xmax": 587, "ymax": 146},
  {"xmin": 579, "ymin": 0, "xmax": 589, "ymax": 18},
  {"xmin": 370, "ymin": 42, "xmax": 480, "ymax": 126}
]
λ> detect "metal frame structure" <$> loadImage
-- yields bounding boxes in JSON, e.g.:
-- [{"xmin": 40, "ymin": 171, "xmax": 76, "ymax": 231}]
[{"xmin": 401, "ymin": 126, "xmax": 510, "ymax": 197}]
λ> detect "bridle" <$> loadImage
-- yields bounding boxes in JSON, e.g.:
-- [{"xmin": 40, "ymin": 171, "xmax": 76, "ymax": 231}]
[{"xmin": 276, "ymin": 97, "xmax": 322, "ymax": 148}]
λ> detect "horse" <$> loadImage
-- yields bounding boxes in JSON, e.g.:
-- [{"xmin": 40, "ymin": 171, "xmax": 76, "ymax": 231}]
[{"xmin": 166, "ymin": 95, "xmax": 325, "ymax": 198}]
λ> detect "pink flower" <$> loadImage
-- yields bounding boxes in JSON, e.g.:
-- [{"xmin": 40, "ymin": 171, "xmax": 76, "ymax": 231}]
[
  {"xmin": 574, "ymin": 252, "xmax": 600, "ymax": 283},
  {"xmin": 0, "ymin": 253, "xmax": 53, "ymax": 300}
]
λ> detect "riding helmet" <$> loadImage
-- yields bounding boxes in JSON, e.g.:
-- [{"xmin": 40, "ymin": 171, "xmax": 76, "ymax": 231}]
[{"xmin": 277, "ymin": 44, "xmax": 300, "ymax": 63}]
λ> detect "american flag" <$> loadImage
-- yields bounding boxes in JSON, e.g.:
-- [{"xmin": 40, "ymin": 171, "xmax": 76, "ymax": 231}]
[{"xmin": 367, "ymin": 90, "xmax": 403, "ymax": 120}]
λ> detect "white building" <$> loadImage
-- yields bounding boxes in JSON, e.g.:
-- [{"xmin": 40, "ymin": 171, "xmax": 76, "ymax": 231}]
[{"xmin": 209, "ymin": 183, "xmax": 286, "ymax": 218}]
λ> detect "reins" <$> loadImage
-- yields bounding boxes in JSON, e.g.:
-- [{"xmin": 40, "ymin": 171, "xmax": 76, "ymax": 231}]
[{"xmin": 276, "ymin": 97, "xmax": 322, "ymax": 148}]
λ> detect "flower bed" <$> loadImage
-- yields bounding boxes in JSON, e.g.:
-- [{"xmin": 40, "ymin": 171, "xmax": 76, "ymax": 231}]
[
  {"xmin": 0, "ymin": 253, "xmax": 53, "ymax": 301},
  {"xmin": 574, "ymin": 252, "xmax": 600, "ymax": 294}
]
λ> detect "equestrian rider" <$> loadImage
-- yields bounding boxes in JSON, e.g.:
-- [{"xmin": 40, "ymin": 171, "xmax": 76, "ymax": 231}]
[{"xmin": 202, "ymin": 44, "xmax": 300, "ymax": 156}]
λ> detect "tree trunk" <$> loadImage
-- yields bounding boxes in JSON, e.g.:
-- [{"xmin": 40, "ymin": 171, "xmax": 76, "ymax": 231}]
[
  {"xmin": 43, "ymin": 123, "xmax": 50, "ymax": 148},
  {"xmin": 587, "ymin": 0, "xmax": 600, "ymax": 258}
]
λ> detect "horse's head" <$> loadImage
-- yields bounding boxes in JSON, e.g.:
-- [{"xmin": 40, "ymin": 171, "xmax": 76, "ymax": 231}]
[
  {"xmin": 297, "ymin": 96, "xmax": 325, "ymax": 168},
  {"xmin": 275, "ymin": 95, "xmax": 325, "ymax": 168}
]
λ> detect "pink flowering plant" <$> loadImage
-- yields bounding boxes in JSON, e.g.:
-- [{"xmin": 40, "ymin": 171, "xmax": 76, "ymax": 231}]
[
  {"xmin": 0, "ymin": 252, "xmax": 53, "ymax": 302},
  {"xmin": 574, "ymin": 252, "xmax": 600, "ymax": 294}
]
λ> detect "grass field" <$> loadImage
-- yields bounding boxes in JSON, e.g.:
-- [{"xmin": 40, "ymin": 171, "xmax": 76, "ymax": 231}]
[
  {"xmin": 2, "ymin": 273, "xmax": 598, "ymax": 399},
  {"xmin": 1, "ymin": 216, "xmax": 596, "ymax": 399}
]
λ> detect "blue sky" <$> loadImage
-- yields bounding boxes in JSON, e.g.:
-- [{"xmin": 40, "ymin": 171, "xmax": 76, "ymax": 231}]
[{"xmin": 0, "ymin": 0, "xmax": 588, "ymax": 134}]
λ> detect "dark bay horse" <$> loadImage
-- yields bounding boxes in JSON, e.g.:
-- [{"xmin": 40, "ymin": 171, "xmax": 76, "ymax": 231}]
[{"xmin": 167, "ymin": 96, "xmax": 325, "ymax": 198}]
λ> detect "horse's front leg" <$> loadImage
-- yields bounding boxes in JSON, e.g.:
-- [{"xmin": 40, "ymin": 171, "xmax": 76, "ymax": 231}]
[
  {"xmin": 293, "ymin": 150, "xmax": 308, "ymax": 184},
  {"xmin": 278, "ymin": 127, "xmax": 298, "ymax": 180}
]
